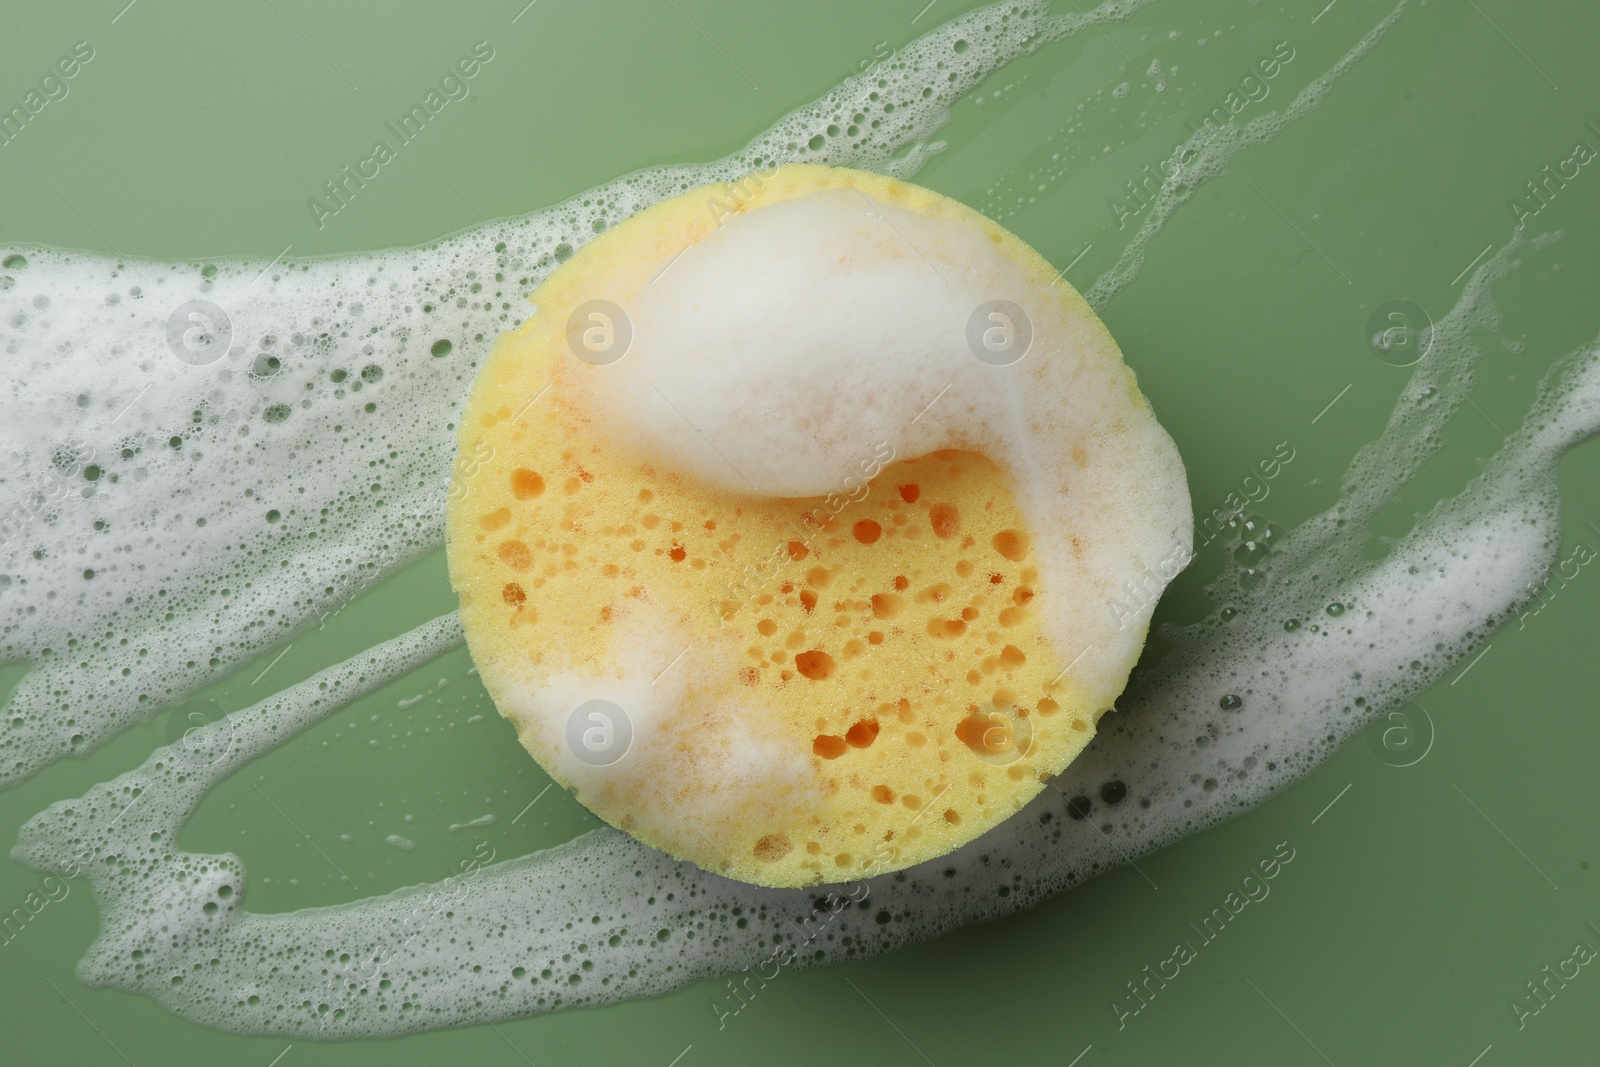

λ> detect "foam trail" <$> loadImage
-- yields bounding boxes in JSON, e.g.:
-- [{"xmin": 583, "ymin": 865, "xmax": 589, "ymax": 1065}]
[
  {"xmin": 14, "ymin": 232, "xmax": 1595, "ymax": 1037},
  {"xmin": 0, "ymin": 0, "xmax": 1159, "ymax": 788},
  {"xmin": 10, "ymin": 0, "xmax": 1592, "ymax": 1042}
]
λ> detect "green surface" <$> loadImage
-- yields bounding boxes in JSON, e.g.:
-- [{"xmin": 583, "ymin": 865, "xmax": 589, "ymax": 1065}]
[{"xmin": 3, "ymin": 0, "xmax": 1599, "ymax": 1064}]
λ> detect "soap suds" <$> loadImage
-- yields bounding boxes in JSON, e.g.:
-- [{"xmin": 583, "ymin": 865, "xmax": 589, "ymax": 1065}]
[
  {"xmin": 14, "ymin": 235, "xmax": 1595, "ymax": 1035},
  {"xmin": 7, "ymin": 0, "xmax": 1592, "ymax": 1042},
  {"xmin": 0, "ymin": 0, "xmax": 1159, "ymax": 790}
]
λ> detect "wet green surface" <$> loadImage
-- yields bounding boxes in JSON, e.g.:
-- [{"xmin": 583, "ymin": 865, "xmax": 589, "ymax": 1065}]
[{"xmin": 3, "ymin": 1, "xmax": 1599, "ymax": 1063}]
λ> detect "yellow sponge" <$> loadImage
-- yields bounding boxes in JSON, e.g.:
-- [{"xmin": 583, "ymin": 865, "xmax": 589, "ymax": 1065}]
[{"xmin": 446, "ymin": 164, "xmax": 1189, "ymax": 887}]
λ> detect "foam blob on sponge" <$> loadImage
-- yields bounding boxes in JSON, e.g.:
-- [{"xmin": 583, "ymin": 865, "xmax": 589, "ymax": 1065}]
[{"xmin": 446, "ymin": 164, "xmax": 1190, "ymax": 887}]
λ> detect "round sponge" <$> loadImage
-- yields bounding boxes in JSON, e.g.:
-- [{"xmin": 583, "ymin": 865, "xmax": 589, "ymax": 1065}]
[{"xmin": 446, "ymin": 164, "xmax": 1190, "ymax": 887}]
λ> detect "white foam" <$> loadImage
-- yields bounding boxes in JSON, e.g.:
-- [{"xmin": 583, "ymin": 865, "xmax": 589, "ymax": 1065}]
[
  {"xmin": 583, "ymin": 183, "xmax": 1189, "ymax": 711},
  {"xmin": 17, "ymin": 222, "xmax": 1592, "ymax": 1038},
  {"xmin": 0, "ymin": 0, "xmax": 1160, "ymax": 789},
  {"xmin": 10, "ymin": 0, "xmax": 1594, "ymax": 1043}
]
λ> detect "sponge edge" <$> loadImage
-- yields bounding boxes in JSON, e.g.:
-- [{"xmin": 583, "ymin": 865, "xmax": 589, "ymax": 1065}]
[{"xmin": 447, "ymin": 163, "xmax": 1191, "ymax": 887}]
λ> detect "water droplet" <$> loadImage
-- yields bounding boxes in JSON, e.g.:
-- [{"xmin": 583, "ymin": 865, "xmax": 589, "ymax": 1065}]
[
  {"xmin": 1219, "ymin": 694, "xmax": 1242, "ymax": 711},
  {"xmin": 1234, "ymin": 540, "xmax": 1268, "ymax": 567},
  {"xmin": 1326, "ymin": 602, "xmax": 1345, "ymax": 616},
  {"xmin": 1284, "ymin": 619, "xmax": 1300, "ymax": 632}
]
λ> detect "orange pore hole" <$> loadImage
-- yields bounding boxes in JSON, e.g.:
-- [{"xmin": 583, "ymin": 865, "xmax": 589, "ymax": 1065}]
[
  {"xmin": 753, "ymin": 834, "xmax": 792, "ymax": 861},
  {"xmin": 929, "ymin": 503, "xmax": 960, "ymax": 538},
  {"xmin": 497, "ymin": 540, "xmax": 532, "ymax": 571},
  {"xmin": 845, "ymin": 719, "xmax": 880, "ymax": 748},
  {"xmin": 992, "ymin": 529, "xmax": 1027, "ymax": 561},
  {"xmin": 510, "ymin": 468, "xmax": 545, "ymax": 499},
  {"xmin": 955, "ymin": 708, "xmax": 1014, "ymax": 755},
  {"xmin": 813, "ymin": 734, "xmax": 848, "ymax": 759},
  {"xmin": 794, "ymin": 649, "xmax": 835, "ymax": 679}
]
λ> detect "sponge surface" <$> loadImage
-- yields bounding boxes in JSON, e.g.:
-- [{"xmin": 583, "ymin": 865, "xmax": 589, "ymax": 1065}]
[{"xmin": 446, "ymin": 164, "xmax": 1190, "ymax": 887}]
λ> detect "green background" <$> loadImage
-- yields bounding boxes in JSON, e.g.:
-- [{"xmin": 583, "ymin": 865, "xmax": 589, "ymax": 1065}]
[{"xmin": 3, "ymin": 0, "xmax": 1599, "ymax": 1063}]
